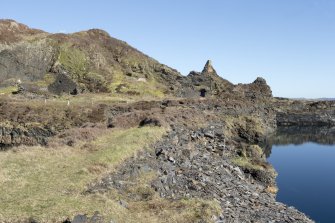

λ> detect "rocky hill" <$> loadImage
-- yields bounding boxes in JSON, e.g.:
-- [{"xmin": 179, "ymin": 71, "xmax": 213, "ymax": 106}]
[
  {"xmin": 0, "ymin": 19, "xmax": 183, "ymax": 97},
  {"xmin": 0, "ymin": 19, "xmax": 273, "ymax": 100},
  {"xmin": 0, "ymin": 20, "xmax": 320, "ymax": 223}
]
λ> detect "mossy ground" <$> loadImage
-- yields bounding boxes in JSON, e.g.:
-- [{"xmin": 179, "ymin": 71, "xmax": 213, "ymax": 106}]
[
  {"xmin": 35, "ymin": 73, "xmax": 56, "ymax": 87},
  {"xmin": 56, "ymin": 44, "xmax": 167, "ymax": 97},
  {"xmin": 232, "ymin": 145, "xmax": 265, "ymax": 171},
  {"xmin": 58, "ymin": 44, "xmax": 88, "ymax": 80},
  {"xmin": 231, "ymin": 156, "xmax": 264, "ymax": 171},
  {"xmin": 0, "ymin": 86, "xmax": 18, "ymax": 95}
]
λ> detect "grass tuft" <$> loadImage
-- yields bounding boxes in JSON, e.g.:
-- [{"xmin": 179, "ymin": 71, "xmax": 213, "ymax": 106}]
[{"xmin": 0, "ymin": 86, "xmax": 18, "ymax": 95}]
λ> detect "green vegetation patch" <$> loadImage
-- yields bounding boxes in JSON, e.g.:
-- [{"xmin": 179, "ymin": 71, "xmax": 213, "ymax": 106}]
[
  {"xmin": 58, "ymin": 44, "xmax": 88, "ymax": 80},
  {"xmin": 35, "ymin": 73, "xmax": 56, "ymax": 87},
  {"xmin": 0, "ymin": 86, "xmax": 18, "ymax": 95},
  {"xmin": 232, "ymin": 145, "xmax": 265, "ymax": 171},
  {"xmin": 231, "ymin": 156, "xmax": 264, "ymax": 171},
  {"xmin": 0, "ymin": 127, "xmax": 165, "ymax": 222},
  {"xmin": 110, "ymin": 79, "xmax": 165, "ymax": 98}
]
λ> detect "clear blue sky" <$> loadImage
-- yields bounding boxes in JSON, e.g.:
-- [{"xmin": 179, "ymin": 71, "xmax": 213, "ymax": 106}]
[{"xmin": 2, "ymin": 0, "xmax": 335, "ymax": 98}]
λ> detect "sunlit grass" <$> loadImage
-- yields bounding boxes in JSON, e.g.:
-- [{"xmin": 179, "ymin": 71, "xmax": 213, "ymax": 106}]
[{"xmin": 0, "ymin": 127, "xmax": 165, "ymax": 222}]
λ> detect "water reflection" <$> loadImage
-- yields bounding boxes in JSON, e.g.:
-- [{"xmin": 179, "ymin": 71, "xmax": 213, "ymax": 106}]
[
  {"xmin": 263, "ymin": 126, "xmax": 335, "ymax": 157},
  {"xmin": 265, "ymin": 126, "xmax": 335, "ymax": 223}
]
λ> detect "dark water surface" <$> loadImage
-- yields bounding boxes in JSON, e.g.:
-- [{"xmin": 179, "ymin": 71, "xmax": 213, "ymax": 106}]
[{"xmin": 266, "ymin": 127, "xmax": 335, "ymax": 223}]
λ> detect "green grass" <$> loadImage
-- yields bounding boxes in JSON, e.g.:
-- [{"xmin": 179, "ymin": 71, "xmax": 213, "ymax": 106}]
[
  {"xmin": 0, "ymin": 86, "xmax": 18, "ymax": 95},
  {"xmin": 232, "ymin": 144, "xmax": 265, "ymax": 171},
  {"xmin": 0, "ymin": 127, "xmax": 165, "ymax": 222},
  {"xmin": 58, "ymin": 44, "xmax": 88, "ymax": 80},
  {"xmin": 34, "ymin": 73, "xmax": 56, "ymax": 87},
  {"xmin": 109, "ymin": 78, "xmax": 166, "ymax": 98},
  {"xmin": 231, "ymin": 156, "xmax": 264, "ymax": 171}
]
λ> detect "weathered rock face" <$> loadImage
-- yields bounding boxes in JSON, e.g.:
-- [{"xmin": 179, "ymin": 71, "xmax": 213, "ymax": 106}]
[
  {"xmin": 0, "ymin": 125, "xmax": 53, "ymax": 148},
  {"xmin": 0, "ymin": 40, "xmax": 55, "ymax": 86},
  {"xmin": 48, "ymin": 73, "xmax": 78, "ymax": 95},
  {"xmin": 252, "ymin": 77, "xmax": 273, "ymax": 97},
  {"xmin": 201, "ymin": 59, "xmax": 215, "ymax": 74},
  {"xmin": 232, "ymin": 77, "xmax": 273, "ymax": 99},
  {"xmin": 274, "ymin": 99, "xmax": 335, "ymax": 126},
  {"xmin": 177, "ymin": 60, "xmax": 234, "ymax": 98},
  {"xmin": 0, "ymin": 98, "xmax": 108, "ymax": 148},
  {"xmin": 104, "ymin": 97, "xmax": 277, "ymax": 138},
  {"xmin": 177, "ymin": 60, "xmax": 273, "ymax": 100}
]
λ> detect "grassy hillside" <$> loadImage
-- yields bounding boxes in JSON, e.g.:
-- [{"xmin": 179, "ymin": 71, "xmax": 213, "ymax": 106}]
[{"xmin": 0, "ymin": 20, "xmax": 182, "ymax": 98}]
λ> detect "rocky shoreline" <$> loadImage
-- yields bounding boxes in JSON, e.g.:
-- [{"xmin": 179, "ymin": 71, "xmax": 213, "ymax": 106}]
[
  {"xmin": 85, "ymin": 123, "xmax": 313, "ymax": 223},
  {"xmin": 80, "ymin": 97, "xmax": 319, "ymax": 223}
]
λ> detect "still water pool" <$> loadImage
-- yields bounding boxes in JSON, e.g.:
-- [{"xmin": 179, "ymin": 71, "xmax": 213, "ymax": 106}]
[{"xmin": 267, "ymin": 128, "xmax": 335, "ymax": 223}]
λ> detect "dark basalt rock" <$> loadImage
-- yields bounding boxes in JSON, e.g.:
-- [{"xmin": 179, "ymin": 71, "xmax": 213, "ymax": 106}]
[
  {"xmin": 274, "ymin": 99, "xmax": 335, "ymax": 127},
  {"xmin": 0, "ymin": 126, "xmax": 53, "ymax": 147},
  {"xmin": 139, "ymin": 117, "xmax": 161, "ymax": 127},
  {"xmin": 0, "ymin": 44, "xmax": 55, "ymax": 86},
  {"xmin": 253, "ymin": 77, "xmax": 267, "ymax": 85},
  {"xmin": 48, "ymin": 73, "xmax": 78, "ymax": 95},
  {"xmin": 232, "ymin": 77, "xmax": 273, "ymax": 99}
]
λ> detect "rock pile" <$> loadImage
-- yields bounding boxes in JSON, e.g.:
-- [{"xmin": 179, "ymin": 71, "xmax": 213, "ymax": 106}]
[{"xmin": 88, "ymin": 124, "xmax": 313, "ymax": 223}]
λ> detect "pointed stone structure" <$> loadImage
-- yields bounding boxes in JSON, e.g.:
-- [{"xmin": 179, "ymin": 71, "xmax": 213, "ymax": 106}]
[
  {"xmin": 181, "ymin": 60, "xmax": 234, "ymax": 97},
  {"xmin": 201, "ymin": 60, "xmax": 216, "ymax": 74}
]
